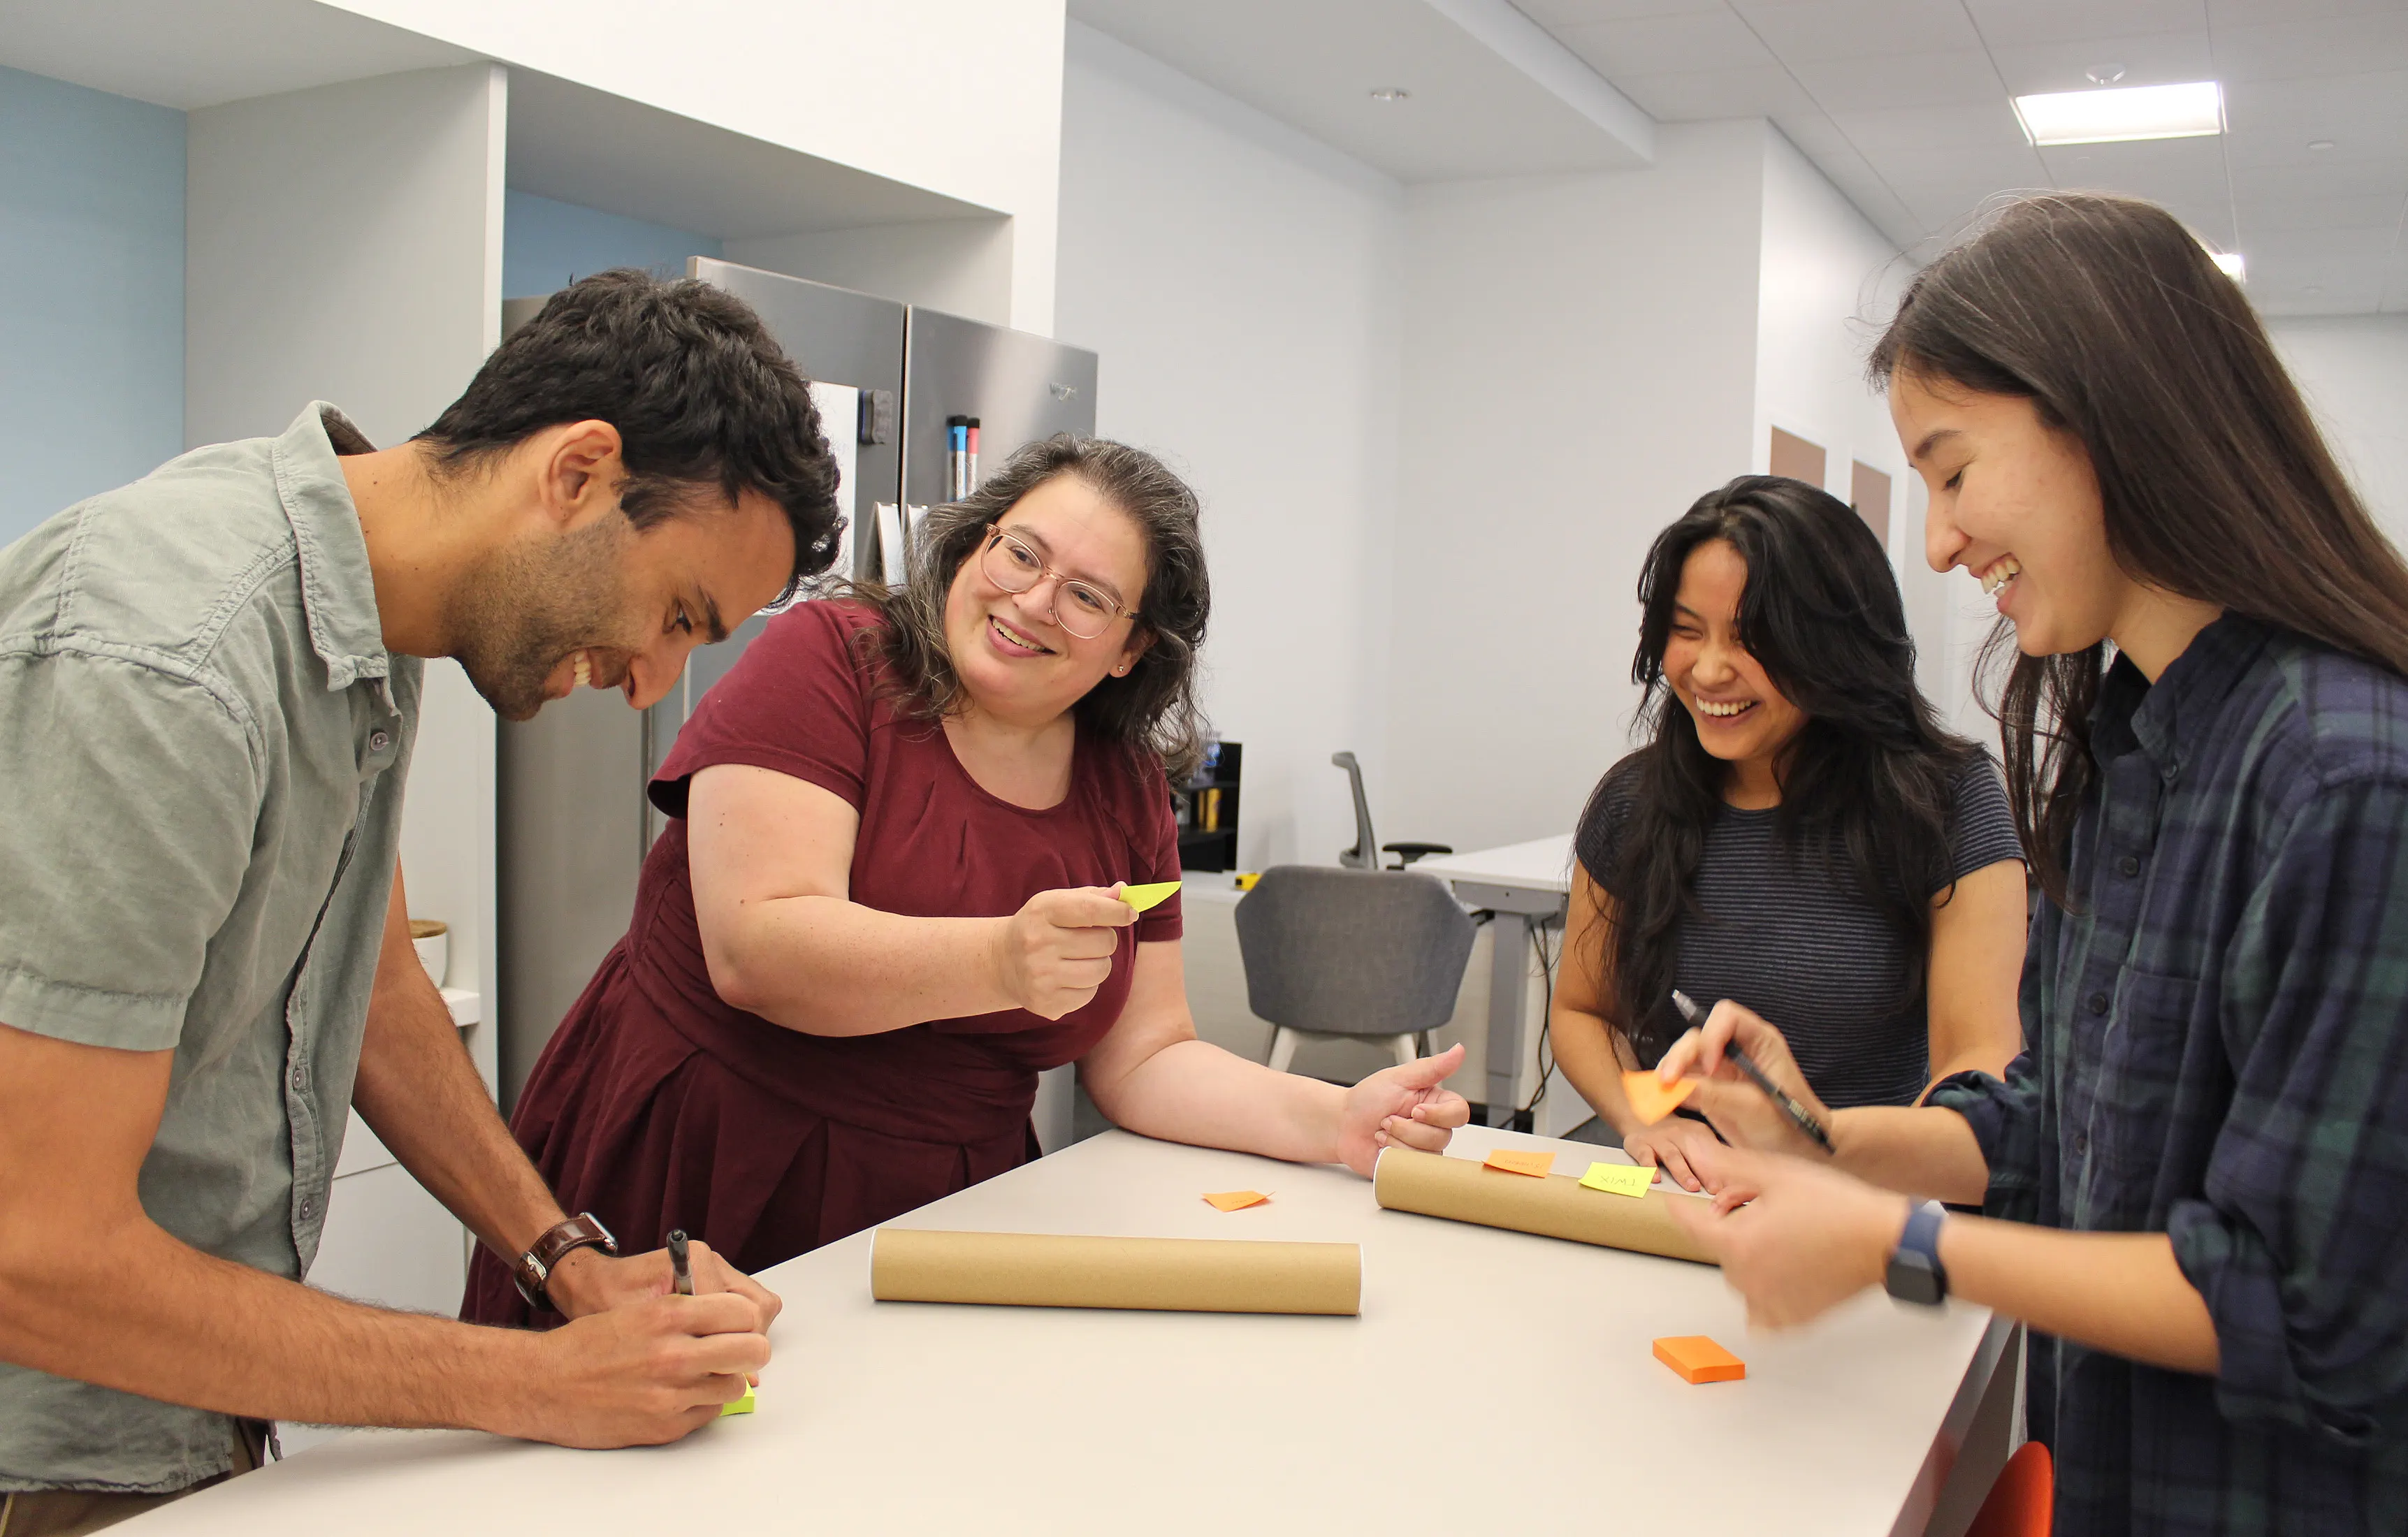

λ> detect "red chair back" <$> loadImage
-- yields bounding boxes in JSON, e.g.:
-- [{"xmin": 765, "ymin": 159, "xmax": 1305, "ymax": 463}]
[{"xmin": 1966, "ymin": 1440, "xmax": 2053, "ymax": 1537}]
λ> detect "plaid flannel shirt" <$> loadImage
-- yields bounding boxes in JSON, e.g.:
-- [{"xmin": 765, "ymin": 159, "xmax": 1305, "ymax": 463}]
[{"xmin": 1933, "ymin": 615, "xmax": 2408, "ymax": 1536}]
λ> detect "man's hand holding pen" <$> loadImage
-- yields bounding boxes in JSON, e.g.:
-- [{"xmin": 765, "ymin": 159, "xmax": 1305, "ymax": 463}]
[{"xmin": 1656, "ymin": 998, "xmax": 1839, "ymax": 1164}]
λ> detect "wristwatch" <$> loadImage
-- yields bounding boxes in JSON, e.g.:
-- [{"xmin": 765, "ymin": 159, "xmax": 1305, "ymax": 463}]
[
  {"xmin": 514, "ymin": 1213, "xmax": 620, "ymax": 1311},
  {"xmin": 1884, "ymin": 1200, "xmax": 1950, "ymax": 1306}
]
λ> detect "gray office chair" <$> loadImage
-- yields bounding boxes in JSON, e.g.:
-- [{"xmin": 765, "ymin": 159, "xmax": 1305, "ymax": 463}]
[
  {"xmin": 1332, "ymin": 751, "xmax": 1451, "ymax": 869},
  {"xmin": 1234, "ymin": 865, "xmax": 1477, "ymax": 1074}
]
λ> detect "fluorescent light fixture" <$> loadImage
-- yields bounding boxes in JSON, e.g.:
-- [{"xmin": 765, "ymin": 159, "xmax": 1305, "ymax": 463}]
[
  {"xmin": 2211, "ymin": 251, "xmax": 2245, "ymax": 282},
  {"xmin": 2013, "ymin": 80, "xmax": 2223, "ymax": 146}
]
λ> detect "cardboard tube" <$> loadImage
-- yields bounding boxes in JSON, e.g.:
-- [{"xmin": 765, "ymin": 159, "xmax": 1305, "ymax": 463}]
[
  {"xmin": 1373, "ymin": 1146, "xmax": 1716, "ymax": 1265},
  {"xmin": 871, "ymin": 1229, "xmax": 1361, "ymax": 1316}
]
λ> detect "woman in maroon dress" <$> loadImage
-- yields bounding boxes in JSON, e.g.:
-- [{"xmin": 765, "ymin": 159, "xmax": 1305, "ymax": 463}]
[{"xmin": 465, "ymin": 437, "xmax": 1470, "ymax": 1323}]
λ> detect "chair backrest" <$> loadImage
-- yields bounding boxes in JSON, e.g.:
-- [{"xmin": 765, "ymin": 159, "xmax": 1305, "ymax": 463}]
[
  {"xmin": 1965, "ymin": 1440, "xmax": 2052, "ymax": 1537},
  {"xmin": 1233, "ymin": 865, "xmax": 1476, "ymax": 1038}
]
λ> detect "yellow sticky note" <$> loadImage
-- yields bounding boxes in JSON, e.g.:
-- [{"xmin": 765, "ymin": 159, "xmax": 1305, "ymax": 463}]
[
  {"xmin": 1623, "ymin": 1070, "xmax": 1695, "ymax": 1127},
  {"xmin": 1483, "ymin": 1147, "xmax": 1555, "ymax": 1178},
  {"xmin": 1580, "ymin": 1161, "xmax": 1656, "ymax": 1198},
  {"xmin": 1203, "ymin": 1189, "xmax": 1269, "ymax": 1211},
  {"xmin": 721, "ymin": 1385, "xmax": 757, "ymax": 1416},
  {"xmin": 1119, "ymin": 880, "xmax": 1181, "ymax": 912}
]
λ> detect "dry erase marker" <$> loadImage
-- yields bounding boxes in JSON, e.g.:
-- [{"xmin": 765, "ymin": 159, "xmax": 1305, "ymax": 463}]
[
  {"xmin": 668, "ymin": 1228, "xmax": 694, "ymax": 1296},
  {"xmin": 1669, "ymin": 990, "xmax": 1836, "ymax": 1154}
]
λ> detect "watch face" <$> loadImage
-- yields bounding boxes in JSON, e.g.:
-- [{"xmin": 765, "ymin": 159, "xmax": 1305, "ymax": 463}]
[{"xmin": 1887, "ymin": 1255, "xmax": 1944, "ymax": 1306}]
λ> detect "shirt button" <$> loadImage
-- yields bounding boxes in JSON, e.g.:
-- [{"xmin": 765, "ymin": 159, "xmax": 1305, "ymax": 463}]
[
  {"xmin": 2089, "ymin": 992, "xmax": 2109, "ymax": 1015},
  {"xmin": 2118, "ymin": 855, "xmax": 2140, "ymax": 877},
  {"xmin": 289, "ymin": 1065, "xmax": 307, "ymax": 1090},
  {"xmin": 298, "ymin": 1197, "xmax": 316, "ymax": 1221},
  {"xmin": 2073, "ymin": 1131, "xmax": 2089, "ymax": 1156},
  {"xmin": 369, "ymin": 729, "xmax": 391, "ymax": 752}
]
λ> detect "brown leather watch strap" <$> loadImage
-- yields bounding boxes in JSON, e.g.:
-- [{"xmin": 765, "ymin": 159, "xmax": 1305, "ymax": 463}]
[{"xmin": 514, "ymin": 1213, "xmax": 620, "ymax": 1312}]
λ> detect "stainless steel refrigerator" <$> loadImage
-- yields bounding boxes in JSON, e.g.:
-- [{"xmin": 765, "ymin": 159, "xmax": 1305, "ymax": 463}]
[{"xmin": 495, "ymin": 261, "xmax": 1098, "ymax": 1113}]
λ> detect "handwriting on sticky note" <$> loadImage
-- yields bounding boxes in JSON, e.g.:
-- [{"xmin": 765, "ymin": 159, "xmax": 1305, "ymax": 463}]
[
  {"xmin": 1580, "ymin": 1161, "xmax": 1656, "ymax": 1198},
  {"xmin": 1204, "ymin": 1190, "xmax": 1269, "ymax": 1211},
  {"xmin": 721, "ymin": 1386, "xmax": 757, "ymax": 1416},
  {"xmin": 1119, "ymin": 880, "xmax": 1181, "ymax": 912},
  {"xmin": 1653, "ymin": 1335, "xmax": 1745, "ymax": 1384},
  {"xmin": 1483, "ymin": 1147, "xmax": 1555, "ymax": 1178},
  {"xmin": 1623, "ymin": 1070, "xmax": 1696, "ymax": 1126}
]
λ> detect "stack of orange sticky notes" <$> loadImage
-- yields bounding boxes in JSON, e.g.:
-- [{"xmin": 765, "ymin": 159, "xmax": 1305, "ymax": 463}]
[
  {"xmin": 1203, "ymin": 1190, "xmax": 1269, "ymax": 1211},
  {"xmin": 1653, "ymin": 1335, "xmax": 1746, "ymax": 1384}
]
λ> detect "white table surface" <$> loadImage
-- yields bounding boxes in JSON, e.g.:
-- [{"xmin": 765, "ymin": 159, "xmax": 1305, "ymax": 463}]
[
  {"xmin": 1410, "ymin": 833, "xmax": 1576, "ymax": 893},
  {"xmin": 130, "ymin": 1123, "xmax": 1996, "ymax": 1536}
]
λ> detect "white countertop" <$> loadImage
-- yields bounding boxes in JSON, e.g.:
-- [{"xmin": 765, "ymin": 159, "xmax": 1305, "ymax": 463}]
[
  {"xmin": 1411, "ymin": 833, "xmax": 1577, "ymax": 894},
  {"xmin": 137, "ymin": 1123, "xmax": 1998, "ymax": 1536}
]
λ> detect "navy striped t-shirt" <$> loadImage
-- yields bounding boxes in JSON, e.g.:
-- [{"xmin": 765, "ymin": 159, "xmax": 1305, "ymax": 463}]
[{"xmin": 1575, "ymin": 751, "xmax": 2024, "ymax": 1108}]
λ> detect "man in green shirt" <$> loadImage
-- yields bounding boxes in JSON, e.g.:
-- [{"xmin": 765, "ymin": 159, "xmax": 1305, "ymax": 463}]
[{"xmin": 0, "ymin": 270, "xmax": 840, "ymax": 1531}]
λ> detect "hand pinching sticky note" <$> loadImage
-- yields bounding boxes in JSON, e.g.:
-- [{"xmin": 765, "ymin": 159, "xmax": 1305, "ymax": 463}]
[
  {"xmin": 1482, "ymin": 1148, "xmax": 1555, "ymax": 1178},
  {"xmin": 1623, "ymin": 1070, "xmax": 1695, "ymax": 1126},
  {"xmin": 1579, "ymin": 1161, "xmax": 1656, "ymax": 1198},
  {"xmin": 1118, "ymin": 880, "xmax": 1181, "ymax": 912},
  {"xmin": 1203, "ymin": 1190, "xmax": 1269, "ymax": 1211},
  {"xmin": 722, "ymin": 1383, "xmax": 757, "ymax": 1415}
]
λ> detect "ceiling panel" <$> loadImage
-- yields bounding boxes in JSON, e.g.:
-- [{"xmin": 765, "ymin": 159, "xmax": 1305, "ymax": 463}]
[
  {"xmin": 1826, "ymin": 103, "xmax": 2033, "ymax": 154},
  {"xmin": 1782, "ymin": 48, "xmax": 2008, "ymax": 111},
  {"xmin": 1728, "ymin": 0, "xmax": 1985, "ymax": 66},
  {"xmin": 1961, "ymin": 1, "xmax": 2210, "ymax": 50},
  {"xmin": 1609, "ymin": 63, "xmax": 1820, "ymax": 119},
  {"xmin": 2211, "ymin": 13, "xmax": 2408, "ymax": 82},
  {"xmin": 1516, "ymin": 0, "xmax": 1731, "ymax": 22},
  {"xmin": 2222, "ymin": 72, "xmax": 2408, "ymax": 166},
  {"xmin": 1545, "ymin": 10, "xmax": 1776, "ymax": 75},
  {"xmin": 1982, "ymin": 33, "xmax": 2219, "ymax": 96},
  {"xmin": 2209, "ymin": 0, "xmax": 2408, "ymax": 26}
]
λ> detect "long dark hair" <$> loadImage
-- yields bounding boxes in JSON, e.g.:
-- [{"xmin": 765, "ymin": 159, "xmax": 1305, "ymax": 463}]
[
  {"xmin": 1592, "ymin": 475, "xmax": 1980, "ymax": 1059},
  {"xmin": 842, "ymin": 435, "xmax": 1212, "ymax": 780},
  {"xmin": 1869, "ymin": 192, "xmax": 2408, "ymax": 903}
]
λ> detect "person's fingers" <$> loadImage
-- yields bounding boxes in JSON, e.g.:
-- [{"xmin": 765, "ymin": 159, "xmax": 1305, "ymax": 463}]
[
  {"xmin": 1060, "ymin": 928, "xmax": 1122, "ymax": 961},
  {"xmin": 1627, "ymin": 1142, "xmax": 1660, "ymax": 1167},
  {"xmin": 1041, "ymin": 888, "xmax": 1143, "ymax": 929},
  {"xmin": 1659, "ymin": 1146, "xmax": 1702, "ymax": 1192},
  {"xmin": 1656, "ymin": 1028, "xmax": 1704, "ymax": 1081},
  {"xmin": 1661, "ymin": 1188, "xmax": 1721, "ymax": 1257},
  {"xmin": 1384, "ymin": 1116, "xmax": 1453, "ymax": 1152},
  {"xmin": 672, "ymin": 1291, "xmax": 774, "ymax": 1339},
  {"xmin": 1415, "ymin": 1091, "xmax": 1471, "ymax": 1130},
  {"xmin": 1379, "ymin": 1043, "xmax": 1465, "ymax": 1091},
  {"xmin": 679, "ymin": 1327, "xmax": 773, "ymax": 1381}
]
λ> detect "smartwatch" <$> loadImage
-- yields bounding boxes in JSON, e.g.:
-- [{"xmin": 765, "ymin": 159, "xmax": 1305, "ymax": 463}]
[
  {"xmin": 514, "ymin": 1213, "xmax": 620, "ymax": 1311},
  {"xmin": 1883, "ymin": 1200, "xmax": 1949, "ymax": 1306}
]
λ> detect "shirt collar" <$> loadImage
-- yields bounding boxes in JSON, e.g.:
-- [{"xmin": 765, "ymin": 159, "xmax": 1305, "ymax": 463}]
[
  {"xmin": 271, "ymin": 402, "xmax": 389, "ymax": 692},
  {"xmin": 2091, "ymin": 611, "xmax": 2273, "ymax": 775}
]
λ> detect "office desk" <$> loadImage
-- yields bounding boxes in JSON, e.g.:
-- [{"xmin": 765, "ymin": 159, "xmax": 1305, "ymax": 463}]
[
  {"xmin": 1411, "ymin": 835, "xmax": 1576, "ymax": 1127},
  {"xmin": 132, "ymin": 1124, "xmax": 2010, "ymax": 1537}
]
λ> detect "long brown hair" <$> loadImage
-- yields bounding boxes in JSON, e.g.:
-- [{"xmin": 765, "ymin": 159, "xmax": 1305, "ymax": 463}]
[
  {"xmin": 1869, "ymin": 192, "xmax": 2408, "ymax": 901},
  {"xmin": 841, "ymin": 435, "xmax": 1212, "ymax": 780}
]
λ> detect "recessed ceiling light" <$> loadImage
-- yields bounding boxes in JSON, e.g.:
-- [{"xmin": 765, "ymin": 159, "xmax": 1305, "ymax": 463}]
[
  {"xmin": 2210, "ymin": 251, "xmax": 2245, "ymax": 282},
  {"xmin": 1368, "ymin": 87, "xmax": 1410, "ymax": 102},
  {"xmin": 2309, "ymin": 139, "xmax": 2336, "ymax": 151},
  {"xmin": 2085, "ymin": 64, "xmax": 2127, "ymax": 85},
  {"xmin": 2013, "ymin": 80, "xmax": 2224, "ymax": 146}
]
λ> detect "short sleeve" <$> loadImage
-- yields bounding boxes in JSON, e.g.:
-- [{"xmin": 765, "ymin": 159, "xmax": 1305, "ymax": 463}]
[
  {"xmin": 0, "ymin": 652, "xmax": 259, "ymax": 1050},
  {"xmin": 1943, "ymin": 749, "xmax": 2024, "ymax": 889},
  {"xmin": 650, "ymin": 601, "xmax": 877, "ymax": 820},
  {"xmin": 1574, "ymin": 755, "xmax": 1644, "ymax": 889}
]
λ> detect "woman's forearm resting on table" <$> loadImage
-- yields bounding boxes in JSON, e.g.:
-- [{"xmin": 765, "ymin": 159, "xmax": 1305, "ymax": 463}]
[{"xmin": 1087, "ymin": 1034, "xmax": 1348, "ymax": 1167}]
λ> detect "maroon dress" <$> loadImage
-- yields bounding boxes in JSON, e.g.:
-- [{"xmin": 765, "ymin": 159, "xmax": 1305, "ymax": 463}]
[{"xmin": 463, "ymin": 601, "xmax": 1182, "ymax": 1324}]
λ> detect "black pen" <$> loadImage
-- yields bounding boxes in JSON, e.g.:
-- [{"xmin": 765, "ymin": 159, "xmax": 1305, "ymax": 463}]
[
  {"xmin": 667, "ymin": 1228, "xmax": 693, "ymax": 1297},
  {"xmin": 1669, "ymin": 989, "xmax": 1836, "ymax": 1154}
]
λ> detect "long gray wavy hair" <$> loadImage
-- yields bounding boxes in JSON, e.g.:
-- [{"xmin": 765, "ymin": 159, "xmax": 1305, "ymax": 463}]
[{"xmin": 841, "ymin": 435, "xmax": 1212, "ymax": 781}]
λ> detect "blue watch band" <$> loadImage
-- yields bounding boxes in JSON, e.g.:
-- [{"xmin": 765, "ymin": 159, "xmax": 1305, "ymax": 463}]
[{"xmin": 1885, "ymin": 1200, "xmax": 1950, "ymax": 1306}]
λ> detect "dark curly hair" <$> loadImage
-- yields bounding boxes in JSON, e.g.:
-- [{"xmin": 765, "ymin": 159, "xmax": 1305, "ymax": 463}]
[
  {"xmin": 1592, "ymin": 475, "xmax": 1984, "ymax": 1061},
  {"xmin": 414, "ymin": 268, "xmax": 842, "ymax": 591},
  {"xmin": 845, "ymin": 435, "xmax": 1212, "ymax": 780}
]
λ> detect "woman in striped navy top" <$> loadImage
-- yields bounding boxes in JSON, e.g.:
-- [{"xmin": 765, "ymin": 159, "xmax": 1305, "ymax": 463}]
[{"xmin": 1551, "ymin": 475, "xmax": 2029, "ymax": 1190}]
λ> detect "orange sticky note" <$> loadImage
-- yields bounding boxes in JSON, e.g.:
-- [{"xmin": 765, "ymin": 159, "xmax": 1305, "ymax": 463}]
[
  {"xmin": 1203, "ymin": 1189, "xmax": 1269, "ymax": 1211},
  {"xmin": 1482, "ymin": 1147, "xmax": 1555, "ymax": 1178},
  {"xmin": 1654, "ymin": 1335, "xmax": 1746, "ymax": 1384},
  {"xmin": 1623, "ymin": 1070, "xmax": 1696, "ymax": 1126}
]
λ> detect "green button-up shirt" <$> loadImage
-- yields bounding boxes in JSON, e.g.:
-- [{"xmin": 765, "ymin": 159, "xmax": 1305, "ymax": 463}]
[{"xmin": 0, "ymin": 404, "xmax": 419, "ymax": 1494}]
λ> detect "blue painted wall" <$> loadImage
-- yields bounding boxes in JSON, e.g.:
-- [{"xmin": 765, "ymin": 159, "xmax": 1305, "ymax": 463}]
[
  {"xmin": 503, "ymin": 190, "xmax": 721, "ymax": 298},
  {"xmin": 0, "ymin": 66, "xmax": 185, "ymax": 548}
]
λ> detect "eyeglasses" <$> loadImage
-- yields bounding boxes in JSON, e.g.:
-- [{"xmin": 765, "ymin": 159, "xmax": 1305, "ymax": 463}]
[{"xmin": 980, "ymin": 528, "xmax": 1138, "ymax": 641}]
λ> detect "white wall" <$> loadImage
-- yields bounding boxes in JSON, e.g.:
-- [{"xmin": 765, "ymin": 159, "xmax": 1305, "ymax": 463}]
[
  {"xmin": 1054, "ymin": 22, "xmax": 1406, "ymax": 873},
  {"xmin": 327, "ymin": 0, "xmax": 1068, "ymax": 333},
  {"xmin": 2270, "ymin": 314, "xmax": 2408, "ymax": 555},
  {"xmin": 187, "ymin": 62, "xmax": 505, "ymax": 1091},
  {"xmin": 1382, "ymin": 121, "xmax": 1767, "ymax": 854}
]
